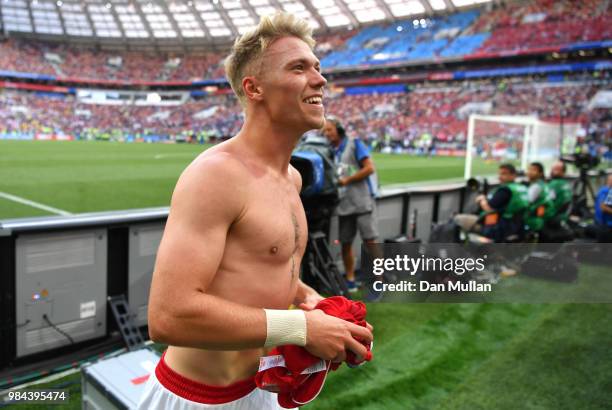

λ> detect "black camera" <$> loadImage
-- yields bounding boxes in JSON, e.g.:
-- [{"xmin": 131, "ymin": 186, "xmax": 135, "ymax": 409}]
[
  {"xmin": 561, "ymin": 153, "xmax": 600, "ymax": 171},
  {"xmin": 290, "ymin": 135, "xmax": 339, "ymax": 230},
  {"xmin": 466, "ymin": 177, "xmax": 489, "ymax": 195}
]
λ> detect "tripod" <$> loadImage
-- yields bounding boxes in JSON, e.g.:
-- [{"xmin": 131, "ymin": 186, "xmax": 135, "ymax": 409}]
[
  {"xmin": 569, "ymin": 167, "xmax": 597, "ymax": 219},
  {"xmin": 302, "ymin": 230, "xmax": 350, "ymax": 298}
]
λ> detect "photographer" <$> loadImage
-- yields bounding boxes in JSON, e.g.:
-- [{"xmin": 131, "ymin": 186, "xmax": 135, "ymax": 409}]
[
  {"xmin": 525, "ymin": 162, "xmax": 553, "ymax": 233},
  {"xmin": 455, "ymin": 163, "xmax": 529, "ymax": 242},
  {"xmin": 547, "ymin": 161, "xmax": 572, "ymax": 224},
  {"xmin": 323, "ymin": 116, "xmax": 379, "ymax": 292}
]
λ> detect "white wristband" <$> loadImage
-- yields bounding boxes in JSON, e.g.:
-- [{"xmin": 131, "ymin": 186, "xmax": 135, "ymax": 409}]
[{"xmin": 263, "ymin": 309, "xmax": 307, "ymax": 347}]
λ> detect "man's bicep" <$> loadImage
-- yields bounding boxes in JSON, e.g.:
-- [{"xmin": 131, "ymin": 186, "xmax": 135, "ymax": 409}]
[
  {"xmin": 154, "ymin": 213, "xmax": 228, "ymax": 292},
  {"xmin": 359, "ymin": 157, "xmax": 375, "ymax": 171},
  {"xmin": 152, "ymin": 159, "xmax": 244, "ymax": 292}
]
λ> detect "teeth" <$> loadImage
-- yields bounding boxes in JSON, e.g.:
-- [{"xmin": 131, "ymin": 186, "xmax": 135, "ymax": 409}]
[{"xmin": 305, "ymin": 97, "xmax": 322, "ymax": 104}]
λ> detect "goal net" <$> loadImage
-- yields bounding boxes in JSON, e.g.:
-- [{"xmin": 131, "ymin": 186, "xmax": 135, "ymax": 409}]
[{"xmin": 464, "ymin": 114, "xmax": 581, "ymax": 179}]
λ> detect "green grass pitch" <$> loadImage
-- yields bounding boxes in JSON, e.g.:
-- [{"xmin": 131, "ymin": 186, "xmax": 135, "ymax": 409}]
[
  {"xmin": 2, "ymin": 140, "xmax": 610, "ymax": 409},
  {"xmin": 0, "ymin": 140, "xmax": 500, "ymax": 219},
  {"xmin": 12, "ymin": 301, "xmax": 612, "ymax": 410}
]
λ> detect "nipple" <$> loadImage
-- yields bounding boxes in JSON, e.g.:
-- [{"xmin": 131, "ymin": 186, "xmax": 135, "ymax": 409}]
[{"xmin": 270, "ymin": 246, "xmax": 278, "ymax": 254}]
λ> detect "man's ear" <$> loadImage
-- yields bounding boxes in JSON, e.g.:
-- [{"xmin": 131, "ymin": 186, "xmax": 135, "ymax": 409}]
[{"xmin": 243, "ymin": 76, "xmax": 263, "ymax": 102}]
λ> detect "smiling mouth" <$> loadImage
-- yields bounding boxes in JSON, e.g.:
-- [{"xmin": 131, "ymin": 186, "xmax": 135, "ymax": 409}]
[{"xmin": 303, "ymin": 96, "xmax": 323, "ymax": 105}]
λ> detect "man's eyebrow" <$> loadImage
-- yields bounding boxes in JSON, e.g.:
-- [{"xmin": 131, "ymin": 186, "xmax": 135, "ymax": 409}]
[{"xmin": 285, "ymin": 58, "xmax": 320, "ymax": 67}]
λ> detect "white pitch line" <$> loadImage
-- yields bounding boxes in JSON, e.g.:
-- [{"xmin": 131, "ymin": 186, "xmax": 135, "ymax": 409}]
[{"xmin": 0, "ymin": 191, "xmax": 72, "ymax": 216}]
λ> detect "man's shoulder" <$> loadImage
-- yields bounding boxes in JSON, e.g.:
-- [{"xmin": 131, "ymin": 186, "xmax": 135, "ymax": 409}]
[
  {"xmin": 349, "ymin": 137, "xmax": 370, "ymax": 159},
  {"xmin": 350, "ymin": 137, "xmax": 367, "ymax": 147},
  {"xmin": 172, "ymin": 147, "xmax": 251, "ymax": 212},
  {"xmin": 288, "ymin": 164, "xmax": 302, "ymax": 192},
  {"xmin": 596, "ymin": 186, "xmax": 609, "ymax": 199},
  {"xmin": 186, "ymin": 147, "xmax": 250, "ymax": 184}
]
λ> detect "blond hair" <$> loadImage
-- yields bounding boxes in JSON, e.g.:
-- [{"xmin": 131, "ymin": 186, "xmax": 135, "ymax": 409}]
[{"xmin": 224, "ymin": 12, "xmax": 316, "ymax": 106}]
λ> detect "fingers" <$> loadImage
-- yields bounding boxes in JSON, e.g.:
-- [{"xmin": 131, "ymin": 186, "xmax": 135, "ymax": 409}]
[
  {"xmin": 298, "ymin": 302, "xmax": 315, "ymax": 311},
  {"xmin": 365, "ymin": 321, "xmax": 374, "ymax": 332},
  {"xmin": 345, "ymin": 335, "xmax": 368, "ymax": 361},
  {"xmin": 332, "ymin": 350, "xmax": 347, "ymax": 363},
  {"xmin": 347, "ymin": 322, "xmax": 373, "ymax": 344}
]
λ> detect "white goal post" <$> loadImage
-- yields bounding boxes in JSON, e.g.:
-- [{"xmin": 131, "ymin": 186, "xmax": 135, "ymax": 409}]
[{"xmin": 464, "ymin": 114, "xmax": 581, "ymax": 179}]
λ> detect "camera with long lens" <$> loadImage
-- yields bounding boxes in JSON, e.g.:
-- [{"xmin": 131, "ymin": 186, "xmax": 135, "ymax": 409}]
[
  {"xmin": 466, "ymin": 177, "xmax": 489, "ymax": 195},
  {"xmin": 561, "ymin": 153, "xmax": 600, "ymax": 171},
  {"xmin": 290, "ymin": 134, "xmax": 339, "ymax": 232}
]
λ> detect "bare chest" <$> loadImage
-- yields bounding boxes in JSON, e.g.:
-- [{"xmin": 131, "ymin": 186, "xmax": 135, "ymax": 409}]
[{"xmin": 228, "ymin": 180, "xmax": 308, "ymax": 263}]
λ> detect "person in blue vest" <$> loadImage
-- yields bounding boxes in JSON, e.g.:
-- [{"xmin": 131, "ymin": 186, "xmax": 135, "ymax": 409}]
[
  {"xmin": 590, "ymin": 174, "xmax": 612, "ymax": 242},
  {"xmin": 323, "ymin": 115, "xmax": 379, "ymax": 292}
]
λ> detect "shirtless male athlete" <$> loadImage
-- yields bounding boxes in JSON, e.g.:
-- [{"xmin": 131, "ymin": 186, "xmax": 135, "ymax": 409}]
[{"xmin": 138, "ymin": 12, "xmax": 373, "ymax": 409}]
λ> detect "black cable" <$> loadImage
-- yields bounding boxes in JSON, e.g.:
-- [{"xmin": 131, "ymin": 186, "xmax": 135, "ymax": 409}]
[
  {"xmin": 42, "ymin": 314, "xmax": 75, "ymax": 345},
  {"xmin": 0, "ymin": 320, "xmax": 29, "ymax": 331}
]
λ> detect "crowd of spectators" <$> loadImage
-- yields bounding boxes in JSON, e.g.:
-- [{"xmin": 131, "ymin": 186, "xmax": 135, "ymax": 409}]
[
  {"xmin": 1, "ymin": 74, "xmax": 608, "ymax": 148},
  {"xmin": 1, "ymin": 0, "xmax": 608, "ymax": 81},
  {"xmin": 0, "ymin": 39, "xmax": 227, "ymax": 82},
  {"xmin": 324, "ymin": 75, "xmax": 610, "ymax": 150},
  {"xmin": 471, "ymin": 0, "xmax": 611, "ymax": 52},
  {"xmin": 0, "ymin": 40, "xmax": 57, "ymax": 76},
  {"xmin": 167, "ymin": 53, "xmax": 226, "ymax": 82},
  {"xmin": 0, "ymin": 91, "xmax": 242, "ymax": 141}
]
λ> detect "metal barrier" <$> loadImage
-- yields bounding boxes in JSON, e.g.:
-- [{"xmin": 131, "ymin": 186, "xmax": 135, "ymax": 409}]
[{"xmin": 0, "ymin": 171, "xmax": 608, "ymax": 369}]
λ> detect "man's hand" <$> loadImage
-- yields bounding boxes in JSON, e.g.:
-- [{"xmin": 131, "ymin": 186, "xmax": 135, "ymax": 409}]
[
  {"xmin": 294, "ymin": 280, "xmax": 324, "ymax": 311},
  {"xmin": 339, "ymin": 176, "xmax": 350, "ymax": 186},
  {"xmin": 304, "ymin": 309, "xmax": 373, "ymax": 363},
  {"xmin": 298, "ymin": 292, "xmax": 325, "ymax": 311}
]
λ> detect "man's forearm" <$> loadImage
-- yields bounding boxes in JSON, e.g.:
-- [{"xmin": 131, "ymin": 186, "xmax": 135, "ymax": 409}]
[
  {"xmin": 149, "ymin": 291, "xmax": 269, "ymax": 350},
  {"xmin": 480, "ymin": 199, "xmax": 494, "ymax": 213},
  {"xmin": 602, "ymin": 203, "xmax": 612, "ymax": 215},
  {"xmin": 346, "ymin": 166, "xmax": 374, "ymax": 184}
]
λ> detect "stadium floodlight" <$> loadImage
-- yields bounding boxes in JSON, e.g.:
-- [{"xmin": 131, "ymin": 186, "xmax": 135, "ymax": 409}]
[{"xmin": 464, "ymin": 114, "xmax": 581, "ymax": 179}]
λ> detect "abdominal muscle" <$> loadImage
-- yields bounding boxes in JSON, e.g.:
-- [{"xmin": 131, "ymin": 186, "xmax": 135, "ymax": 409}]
[
  {"xmin": 162, "ymin": 255, "xmax": 300, "ymax": 386},
  {"xmin": 163, "ymin": 346, "xmax": 264, "ymax": 386}
]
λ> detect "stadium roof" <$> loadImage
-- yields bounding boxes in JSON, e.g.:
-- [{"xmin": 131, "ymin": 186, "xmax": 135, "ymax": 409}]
[{"xmin": 0, "ymin": 0, "xmax": 492, "ymax": 49}]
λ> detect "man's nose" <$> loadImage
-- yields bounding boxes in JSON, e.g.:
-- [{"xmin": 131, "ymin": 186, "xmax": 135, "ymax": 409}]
[{"xmin": 310, "ymin": 69, "xmax": 327, "ymax": 89}]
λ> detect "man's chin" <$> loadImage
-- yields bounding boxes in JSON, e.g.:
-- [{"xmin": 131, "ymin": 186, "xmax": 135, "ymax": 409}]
[{"xmin": 305, "ymin": 115, "xmax": 325, "ymax": 131}]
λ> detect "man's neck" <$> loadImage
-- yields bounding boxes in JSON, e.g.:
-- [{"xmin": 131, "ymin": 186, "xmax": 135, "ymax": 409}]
[{"xmin": 235, "ymin": 116, "xmax": 304, "ymax": 173}]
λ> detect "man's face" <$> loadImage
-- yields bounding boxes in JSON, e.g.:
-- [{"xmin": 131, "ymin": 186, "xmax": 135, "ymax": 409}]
[
  {"xmin": 498, "ymin": 168, "xmax": 515, "ymax": 184},
  {"xmin": 323, "ymin": 120, "xmax": 340, "ymax": 145},
  {"xmin": 550, "ymin": 162, "xmax": 564, "ymax": 178},
  {"xmin": 527, "ymin": 165, "xmax": 541, "ymax": 182},
  {"xmin": 253, "ymin": 36, "xmax": 327, "ymax": 134}
]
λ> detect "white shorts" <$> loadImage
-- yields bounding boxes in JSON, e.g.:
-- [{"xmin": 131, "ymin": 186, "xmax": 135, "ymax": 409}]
[{"xmin": 137, "ymin": 353, "xmax": 292, "ymax": 410}]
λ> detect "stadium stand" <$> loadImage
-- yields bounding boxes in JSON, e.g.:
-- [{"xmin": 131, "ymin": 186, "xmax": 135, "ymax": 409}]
[
  {"xmin": 0, "ymin": 91, "xmax": 243, "ymax": 141},
  {"xmin": 1, "ymin": 73, "xmax": 608, "ymax": 145},
  {"xmin": 0, "ymin": 39, "xmax": 225, "ymax": 82},
  {"xmin": 1, "ymin": 1, "xmax": 609, "ymax": 80},
  {"xmin": 472, "ymin": 0, "xmax": 612, "ymax": 53}
]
